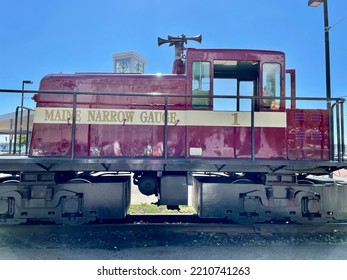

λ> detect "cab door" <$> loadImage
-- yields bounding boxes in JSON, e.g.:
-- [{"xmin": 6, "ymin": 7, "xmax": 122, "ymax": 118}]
[{"xmin": 256, "ymin": 62, "xmax": 286, "ymax": 159}]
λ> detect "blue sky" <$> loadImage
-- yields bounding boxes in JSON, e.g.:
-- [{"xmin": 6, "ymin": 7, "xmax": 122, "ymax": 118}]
[{"xmin": 0, "ymin": 0, "xmax": 346, "ymax": 114}]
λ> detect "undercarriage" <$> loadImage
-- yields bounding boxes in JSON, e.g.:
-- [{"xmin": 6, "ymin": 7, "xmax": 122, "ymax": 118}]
[{"xmin": 1, "ymin": 169, "xmax": 347, "ymax": 225}]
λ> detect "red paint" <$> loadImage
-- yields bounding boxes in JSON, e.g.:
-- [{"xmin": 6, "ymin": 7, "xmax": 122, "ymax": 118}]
[
  {"xmin": 29, "ymin": 48, "xmax": 330, "ymax": 161},
  {"xmin": 287, "ymin": 109, "xmax": 330, "ymax": 160}
]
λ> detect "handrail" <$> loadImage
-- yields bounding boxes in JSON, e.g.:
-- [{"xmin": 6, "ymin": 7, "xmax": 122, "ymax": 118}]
[
  {"xmin": 0, "ymin": 88, "xmax": 345, "ymax": 103},
  {"xmin": 0, "ymin": 88, "xmax": 345, "ymax": 162},
  {"xmin": 13, "ymin": 105, "xmax": 35, "ymax": 155},
  {"xmin": 331, "ymin": 100, "xmax": 345, "ymax": 162},
  {"xmin": 71, "ymin": 92, "xmax": 77, "ymax": 160}
]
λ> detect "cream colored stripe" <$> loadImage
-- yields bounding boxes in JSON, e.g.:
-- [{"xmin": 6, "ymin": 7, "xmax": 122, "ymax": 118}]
[{"xmin": 33, "ymin": 107, "xmax": 286, "ymax": 128}]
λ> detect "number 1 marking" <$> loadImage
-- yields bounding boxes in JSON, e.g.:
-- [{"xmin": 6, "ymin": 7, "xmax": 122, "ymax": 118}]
[{"xmin": 232, "ymin": 113, "xmax": 240, "ymax": 125}]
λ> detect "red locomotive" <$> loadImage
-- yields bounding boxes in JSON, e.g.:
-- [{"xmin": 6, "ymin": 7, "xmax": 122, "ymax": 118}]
[{"xmin": 0, "ymin": 34, "xmax": 346, "ymax": 224}]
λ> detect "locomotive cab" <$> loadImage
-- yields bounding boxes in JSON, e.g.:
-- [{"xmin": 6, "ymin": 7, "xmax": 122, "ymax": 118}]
[
  {"xmin": 183, "ymin": 48, "xmax": 288, "ymax": 160},
  {"xmin": 187, "ymin": 48, "xmax": 285, "ymax": 112}
]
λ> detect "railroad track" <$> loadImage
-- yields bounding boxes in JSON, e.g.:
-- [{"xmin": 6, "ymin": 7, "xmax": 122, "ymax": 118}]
[
  {"xmin": 1, "ymin": 214, "xmax": 347, "ymax": 236},
  {"xmin": 122, "ymin": 215, "xmax": 347, "ymax": 236}
]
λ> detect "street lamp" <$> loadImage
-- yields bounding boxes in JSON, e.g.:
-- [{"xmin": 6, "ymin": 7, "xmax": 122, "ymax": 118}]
[
  {"xmin": 308, "ymin": 0, "xmax": 331, "ymax": 104},
  {"xmin": 308, "ymin": 0, "xmax": 334, "ymax": 162},
  {"xmin": 308, "ymin": 0, "xmax": 323, "ymax": 7},
  {"xmin": 19, "ymin": 80, "xmax": 33, "ymax": 154},
  {"xmin": 21, "ymin": 80, "xmax": 33, "ymax": 108}
]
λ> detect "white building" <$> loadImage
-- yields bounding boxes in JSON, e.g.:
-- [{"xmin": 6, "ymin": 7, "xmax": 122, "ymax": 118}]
[{"xmin": 113, "ymin": 51, "xmax": 146, "ymax": 74}]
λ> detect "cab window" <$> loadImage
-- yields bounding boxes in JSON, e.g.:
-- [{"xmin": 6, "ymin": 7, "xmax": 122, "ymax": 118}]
[
  {"xmin": 262, "ymin": 63, "xmax": 281, "ymax": 110},
  {"xmin": 192, "ymin": 61, "xmax": 211, "ymax": 108},
  {"xmin": 213, "ymin": 60, "xmax": 258, "ymax": 111}
]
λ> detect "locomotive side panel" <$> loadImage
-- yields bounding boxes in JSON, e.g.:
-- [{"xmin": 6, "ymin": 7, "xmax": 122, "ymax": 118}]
[
  {"xmin": 287, "ymin": 109, "xmax": 330, "ymax": 160},
  {"xmin": 30, "ymin": 74, "xmax": 187, "ymax": 158},
  {"xmin": 186, "ymin": 111, "xmax": 287, "ymax": 159},
  {"xmin": 30, "ymin": 124, "xmax": 72, "ymax": 156},
  {"xmin": 187, "ymin": 126, "xmax": 287, "ymax": 159}
]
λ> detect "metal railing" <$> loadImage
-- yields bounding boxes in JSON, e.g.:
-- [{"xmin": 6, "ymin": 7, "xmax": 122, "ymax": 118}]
[
  {"xmin": 13, "ymin": 105, "xmax": 35, "ymax": 155},
  {"xmin": 0, "ymin": 88, "xmax": 345, "ymax": 162}
]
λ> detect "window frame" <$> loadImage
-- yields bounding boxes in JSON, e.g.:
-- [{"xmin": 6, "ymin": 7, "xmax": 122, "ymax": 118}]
[{"xmin": 191, "ymin": 61, "xmax": 211, "ymax": 109}]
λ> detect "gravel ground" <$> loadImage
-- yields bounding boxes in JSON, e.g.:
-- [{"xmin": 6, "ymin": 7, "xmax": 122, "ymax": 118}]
[{"xmin": 1, "ymin": 225, "xmax": 347, "ymax": 260}]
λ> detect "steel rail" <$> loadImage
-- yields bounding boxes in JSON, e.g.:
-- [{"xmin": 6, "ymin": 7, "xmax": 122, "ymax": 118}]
[{"xmin": 2, "ymin": 215, "xmax": 347, "ymax": 236}]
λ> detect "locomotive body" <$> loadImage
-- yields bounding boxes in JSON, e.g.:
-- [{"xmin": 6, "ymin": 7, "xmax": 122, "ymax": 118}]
[
  {"xmin": 0, "ymin": 35, "xmax": 346, "ymax": 224},
  {"xmin": 30, "ymin": 48, "xmax": 329, "ymax": 161}
]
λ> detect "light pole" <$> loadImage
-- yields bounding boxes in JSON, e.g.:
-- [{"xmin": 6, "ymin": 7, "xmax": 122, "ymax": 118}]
[
  {"xmin": 308, "ymin": 0, "xmax": 334, "ymax": 162},
  {"xmin": 308, "ymin": 0, "xmax": 331, "ymax": 106},
  {"xmin": 19, "ymin": 80, "xmax": 33, "ymax": 154}
]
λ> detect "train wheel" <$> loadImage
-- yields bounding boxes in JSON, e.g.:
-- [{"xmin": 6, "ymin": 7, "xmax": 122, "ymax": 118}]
[
  {"xmin": 232, "ymin": 179, "xmax": 253, "ymax": 184},
  {"xmin": 67, "ymin": 178, "xmax": 92, "ymax": 184},
  {"xmin": 1, "ymin": 179, "xmax": 20, "ymax": 184},
  {"xmin": 297, "ymin": 179, "xmax": 314, "ymax": 185}
]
